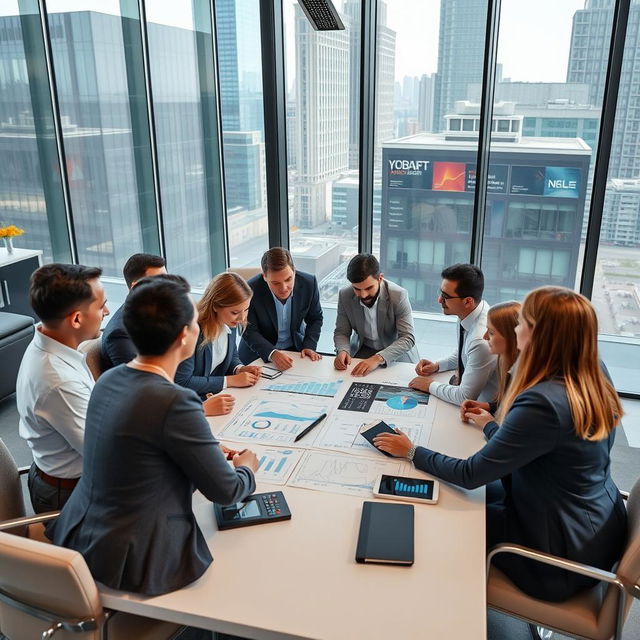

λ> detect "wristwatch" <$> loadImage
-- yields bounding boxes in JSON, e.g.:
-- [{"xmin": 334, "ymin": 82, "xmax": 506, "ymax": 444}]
[{"xmin": 407, "ymin": 445, "xmax": 416, "ymax": 462}]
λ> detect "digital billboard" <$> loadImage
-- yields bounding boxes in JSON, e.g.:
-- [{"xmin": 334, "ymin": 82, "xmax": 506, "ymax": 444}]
[
  {"xmin": 387, "ymin": 157, "xmax": 433, "ymax": 190},
  {"xmin": 466, "ymin": 165, "xmax": 508, "ymax": 194},
  {"xmin": 510, "ymin": 166, "xmax": 545, "ymax": 196},
  {"xmin": 543, "ymin": 166, "xmax": 581, "ymax": 198},
  {"xmin": 432, "ymin": 162, "xmax": 466, "ymax": 192}
]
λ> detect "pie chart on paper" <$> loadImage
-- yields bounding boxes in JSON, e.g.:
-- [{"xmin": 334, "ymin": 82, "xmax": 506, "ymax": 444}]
[{"xmin": 386, "ymin": 395, "xmax": 418, "ymax": 410}]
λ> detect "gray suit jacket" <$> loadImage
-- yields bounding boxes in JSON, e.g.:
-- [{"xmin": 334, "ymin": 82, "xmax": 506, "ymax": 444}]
[{"xmin": 333, "ymin": 279, "xmax": 419, "ymax": 364}]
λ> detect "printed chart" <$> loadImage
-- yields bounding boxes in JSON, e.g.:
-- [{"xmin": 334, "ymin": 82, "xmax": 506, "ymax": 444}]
[
  {"xmin": 338, "ymin": 382, "xmax": 435, "ymax": 421},
  {"xmin": 250, "ymin": 445, "xmax": 303, "ymax": 485},
  {"xmin": 264, "ymin": 377, "xmax": 343, "ymax": 398},
  {"xmin": 314, "ymin": 414, "xmax": 432, "ymax": 459},
  {"xmin": 220, "ymin": 398, "xmax": 328, "ymax": 447},
  {"xmin": 287, "ymin": 450, "xmax": 403, "ymax": 497}
]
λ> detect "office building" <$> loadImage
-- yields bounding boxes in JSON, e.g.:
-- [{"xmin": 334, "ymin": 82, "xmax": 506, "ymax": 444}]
[
  {"xmin": 380, "ymin": 108, "xmax": 591, "ymax": 312},
  {"xmin": 467, "ymin": 81, "xmax": 592, "ymax": 107},
  {"xmin": 221, "ymin": 131, "xmax": 266, "ymax": 211},
  {"xmin": 601, "ymin": 179, "xmax": 640, "ymax": 245},
  {"xmin": 293, "ymin": 3, "xmax": 349, "ymax": 228},
  {"xmin": 433, "ymin": 0, "xmax": 487, "ymax": 132},
  {"xmin": 418, "ymin": 73, "xmax": 435, "ymax": 133}
]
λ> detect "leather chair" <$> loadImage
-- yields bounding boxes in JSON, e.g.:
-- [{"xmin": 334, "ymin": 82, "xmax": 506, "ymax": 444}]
[
  {"xmin": 226, "ymin": 267, "xmax": 261, "ymax": 282},
  {"xmin": 487, "ymin": 478, "xmax": 640, "ymax": 640},
  {"xmin": 0, "ymin": 312, "xmax": 34, "ymax": 401},
  {"xmin": 0, "ymin": 530, "xmax": 185, "ymax": 640},
  {"xmin": 0, "ymin": 438, "xmax": 53, "ymax": 541}
]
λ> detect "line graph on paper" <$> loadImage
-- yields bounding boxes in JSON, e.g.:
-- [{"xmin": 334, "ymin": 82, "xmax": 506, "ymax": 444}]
[{"xmin": 287, "ymin": 451, "xmax": 402, "ymax": 497}]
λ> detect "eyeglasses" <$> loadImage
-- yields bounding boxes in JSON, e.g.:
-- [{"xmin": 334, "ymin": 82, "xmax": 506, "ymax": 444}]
[{"xmin": 438, "ymin": 288, "xmax": 464, "ymax": 301}]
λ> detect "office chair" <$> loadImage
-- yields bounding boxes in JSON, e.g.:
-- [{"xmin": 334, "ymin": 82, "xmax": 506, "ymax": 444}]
[
  {"xmin": 487, "ymin": 478, "xmax": 640, "ymax": 640},
  {"xmin": 0, "ymin": 438, "xmax": 55, "ymax": 540},
  {"xmin": 0, "ymin": 530, "xmax": 185, "ymax": 640},
  {"xmin": 226, "ymin": 267, "xmax": 261, "ymax": 282}
]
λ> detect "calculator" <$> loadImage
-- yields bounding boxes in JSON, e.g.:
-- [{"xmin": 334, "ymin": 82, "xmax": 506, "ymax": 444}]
[{"xmin": 214, "ymin": 491, "xmax": 292, "ymax": 530}]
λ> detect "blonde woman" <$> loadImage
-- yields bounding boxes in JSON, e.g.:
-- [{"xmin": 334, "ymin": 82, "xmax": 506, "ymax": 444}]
[
  {"xmin": 375, "ymin": 286, "xmax": 627, "ymax": 602},
  {"xmin": 175, "ymin": 272, "xmax": 261, "ymax": 414},
  {"xmin": 459, "ymin": 300, "xmax": 520, "ymax": 420}
]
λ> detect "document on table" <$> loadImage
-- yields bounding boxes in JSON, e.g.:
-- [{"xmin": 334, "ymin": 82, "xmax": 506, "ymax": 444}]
[
  {"xmin": 220, "ymin": 397, "xmax": 329, "ymax": 447},
  {"xmin": 313, "ymin": 414, "xmax": 432, "ymax": 459},
  {"xmin": 243, "ymin": 444, "xmax": 304, "ymax": 485},
  {"xmin": 337, "ymin": 382, "xmax": 436, "ymax": 422},
  {"xmin": 287, "ymin": 450, "xmax": 404, "ymax": 497},
  {"xmin": 262, "ymin": 375, "xmax": 344, "ymax": 398}
]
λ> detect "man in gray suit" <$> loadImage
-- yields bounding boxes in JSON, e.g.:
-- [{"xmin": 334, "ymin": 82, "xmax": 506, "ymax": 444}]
[{"xmin": 334, "ymin": 253, "xmax": 418, "ymax": 376}]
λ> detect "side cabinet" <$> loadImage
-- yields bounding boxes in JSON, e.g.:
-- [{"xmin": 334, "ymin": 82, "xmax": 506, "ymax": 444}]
[{"xmin": 0, "ymin": 251, "xmax": 43, "ymax": 320}]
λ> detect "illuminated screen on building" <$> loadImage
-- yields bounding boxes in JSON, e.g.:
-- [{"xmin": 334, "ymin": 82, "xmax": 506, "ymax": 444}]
[{"xmin": 385, "ymin": 151, "xmax": 581, "ymax": 199}]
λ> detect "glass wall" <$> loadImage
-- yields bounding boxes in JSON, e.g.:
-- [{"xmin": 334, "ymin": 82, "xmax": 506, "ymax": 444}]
[
  {"xmin": 375, "ymin": 0, "xmax": 487, "ymax": 315},
  {"xmin": 480, "ymin": 0, "xmax": 609, "ymax": 305},
  {"xmin": 284, "ymin": 0, "xmax": 359, "ymax": 311},
  {"xmin": 215, "ymin": 0, "xmax": 269, "ymax": 268},
  {"xmin": 47, "ymin": 0, "xmax": 153, "ymax": 276},
  {"xmin": 0, "ymin": 0, "xmax": 71, "ymax": 263}
]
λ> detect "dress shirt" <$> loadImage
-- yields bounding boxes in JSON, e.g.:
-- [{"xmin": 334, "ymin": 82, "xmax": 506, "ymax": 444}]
[
  {"xmin": 210, "ymin": 325, "xmax": 239, "ymax": 388},
  {"xmin": 361, "ymin": 297, "xmax": 383, "ymax": 352},
  {"xmin": 272, "ymin": 292, "xmax": 294, "ymax": 350},
  {"xmin": 429, "ymin": 299, "xmax": 497, "ymax": 405},
  {"xmin": 16, "ymin": 329, "xmax": 94, "ymax": 478}
]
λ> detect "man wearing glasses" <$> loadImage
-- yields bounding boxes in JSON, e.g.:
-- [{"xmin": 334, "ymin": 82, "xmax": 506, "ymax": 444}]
[{"xmin": 409, "ymin": 263, "xmax": 497, "ymax": 405}]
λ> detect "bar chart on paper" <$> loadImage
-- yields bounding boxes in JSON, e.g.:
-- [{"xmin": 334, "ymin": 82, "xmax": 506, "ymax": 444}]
[
  {"xmin": 250, "ymin": 445, "xmax": 303, "ymax": 485},
  {"xmin": 264, "ymin": 377, "xmax": 343, "ymax": 398}
]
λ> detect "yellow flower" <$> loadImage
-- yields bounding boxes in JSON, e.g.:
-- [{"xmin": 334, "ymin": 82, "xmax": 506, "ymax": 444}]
[{"xmin": 0, "ymin": 225, "xmax": 25, "ymax": 238}]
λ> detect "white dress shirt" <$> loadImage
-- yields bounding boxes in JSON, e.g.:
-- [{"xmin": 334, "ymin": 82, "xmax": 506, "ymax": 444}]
[
  {"xmin": 429, "ymin": 299, "xmax": 498, "ymax": 406},
  {"xmin": 16, "ymin": 329, "xmax": 95, "ymax": 478},
  {"xmin": 361, "ymin": 297, "xmax": 383, "ymax": 351}
]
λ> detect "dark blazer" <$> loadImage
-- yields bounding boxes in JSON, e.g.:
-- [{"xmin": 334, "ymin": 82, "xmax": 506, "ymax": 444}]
[
  {"xmin": 175, "ymin": 327, "xmax": 242, "ymax": 398},
  {"xmin": 46, "ymin": 365, "xmax": 255, "ymax": 596},
  {"xmin": 101, "ymin": 305, "xmax": 137, "ymax": 370},
  {"xmin": 239, "ymin": 271, "xmax": 323, "ymax": 364},
  {"xmin": 413, "ymin": 379, "xmax": 627, "ymax": 602}
]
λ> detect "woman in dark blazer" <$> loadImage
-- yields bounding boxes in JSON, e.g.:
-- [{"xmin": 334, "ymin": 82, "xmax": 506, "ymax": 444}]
[
  {"xmin": 375, "ymin": 286, "xmax": 627, "ymax": 602},
  {"xmin": 175, "ymin": 272, "xmax": 261, "ymax": 415},
  {"xmin": 47, "ymin": 275, "xmax": 259, "ymax": 595}
]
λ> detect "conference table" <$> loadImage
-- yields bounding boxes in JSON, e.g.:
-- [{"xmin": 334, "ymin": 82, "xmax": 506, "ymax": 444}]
[{"xmin": 99, "ymin": 354, "xmax": 487, "ymax": 639}]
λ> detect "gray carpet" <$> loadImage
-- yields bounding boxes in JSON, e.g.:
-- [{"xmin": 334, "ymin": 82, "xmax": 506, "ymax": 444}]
[{"xmin": 1, "ymin": 392, "xmax": 638, "ymax": 639}]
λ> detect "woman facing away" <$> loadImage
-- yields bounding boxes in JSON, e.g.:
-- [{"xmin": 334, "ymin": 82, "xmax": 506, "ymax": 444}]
[
  {"xmin": 175, "ymin": 272, "xmax": 262, "ymax": 416},
  {"xmin": 460, "ymin": 300, "xmax": 520, "ymax": 420},
  {"xmin": 375, "ymin": 286, "xmax": 627, "ymax": 602},
  {"xmin": 47, "ymin": 275, "xmax": 259, "ymax": 595}
]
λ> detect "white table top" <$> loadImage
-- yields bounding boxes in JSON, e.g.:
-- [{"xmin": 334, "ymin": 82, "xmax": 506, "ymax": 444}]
[
  {"xmin": 0, "ymin": 247, "xmax": 42, "ymax": 269},
  {"xmin": 100, "ymin": 355, "xmax": 487, "ymax": 639}
]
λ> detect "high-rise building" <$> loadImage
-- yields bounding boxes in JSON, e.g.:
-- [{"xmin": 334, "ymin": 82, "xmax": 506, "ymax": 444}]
[
  {"xmin": 293, "ymin": 4, "xmax": 349, "ymax": 228},
  {"xmin": 380, "ymin": 109, "xmax": 591, "ymax": 311},
  {"xmin": 418, "ymin": 74, "xmax": 435, "ymax": 133},
  {"xmin": 215, "ymin": 0, "xmax": 263, "ymax": 133},
  {"xmin": 222, "ymin": 131, "xmax": 266, "ymax": 211},
  {"xmin": 601, "ymin": 179, "xmax": 640, "ymax": 245},
  {"xmin": 433, "ymin": 0, "xmax": 487, "ymax": 133},
  {"xmin": 467, "ymin": 81, "xmax": 592, "ymax": 107},
  {"xmin": 344, "ymin": 1, "xmax": 395, "ymax": 171}
]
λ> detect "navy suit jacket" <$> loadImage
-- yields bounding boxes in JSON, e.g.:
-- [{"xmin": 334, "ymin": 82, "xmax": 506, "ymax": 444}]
[
  {"xmin": 175, "ymin": 328, "xmax": 242, "ymax": 398},
  {"xmin": 101, "ymin": 305, "xmax": 136, "ymax": 370},
  {"xmin": 239, "ymin": 271, "xmax": 323, "ymax": 364},
  {"xmin": 46, "ymin": 365, "xmax": 255, "ymax": 595},
  {"xmin": 413, "ymin": 379, "xmax": 627, "ymax": 601}
]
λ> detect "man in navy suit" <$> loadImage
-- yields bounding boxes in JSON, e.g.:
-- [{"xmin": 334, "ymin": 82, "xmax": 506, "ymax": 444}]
[
  {"xmin": 239, "ymin": 247, "xmax": 323, "ymax": 369},
  {"xmin": 101, "ymin": 253, "xmax": 166, "ymax": 370}
]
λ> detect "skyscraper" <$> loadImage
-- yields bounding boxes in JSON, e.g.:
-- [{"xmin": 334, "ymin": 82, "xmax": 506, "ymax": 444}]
[
  {"xmin": 293, "ymin": 3, "xmax": 349, "ymax": 228},
  {"xmin": 433, "ymin": 0, "xmax": 487, "ymax": 132}
]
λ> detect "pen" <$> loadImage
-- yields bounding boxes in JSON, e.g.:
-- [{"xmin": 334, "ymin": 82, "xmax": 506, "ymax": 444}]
[{"xmin": 294, "ymin": 413, "xmax": 327, "ymax": 442}]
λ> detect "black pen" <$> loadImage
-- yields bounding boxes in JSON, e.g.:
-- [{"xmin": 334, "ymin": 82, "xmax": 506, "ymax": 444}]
[{"xmin": 294, "ymin": 413, "xmax": 327, "ymax": 442}]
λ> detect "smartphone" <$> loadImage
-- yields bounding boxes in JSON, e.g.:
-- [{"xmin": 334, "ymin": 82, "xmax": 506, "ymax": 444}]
[
  {"xmin": 373, "ymin": 474, "xmax": 439, "ymax": 504},
  {"xmin": 261, "ymin": 365, "xmax": 283, "ymax": 380},
  {"xmin": 359, "ymin": 420, "xmax": 396, "ymax": 457}
]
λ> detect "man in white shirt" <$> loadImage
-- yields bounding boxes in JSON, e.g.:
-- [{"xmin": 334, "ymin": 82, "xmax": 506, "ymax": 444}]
[
  {"xmin": 16, "ymin": 263, "xmax": 109, "ymax": 513},
  {"xmin": 409, "ymin": 263, "xmax": 497, "ymax": 406},
  {"xmin": 334, "ymin": 254, "xmax": 419, "ymax": 376}
]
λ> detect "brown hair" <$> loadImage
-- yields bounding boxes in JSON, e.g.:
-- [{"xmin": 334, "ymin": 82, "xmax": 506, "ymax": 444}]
[
  {"xmin": 496, "ymin": 286, "xmax": 622, "ymax": 441},
  {"xmin": 487, "ymin": 300, "xmax": 521, "ymax": 406},
  {"xmin": 197, "ymin": 272, "xmax": 252, "ymax": 344},
  {"xmin": 261, "ymin": 247, "xmax": 294, "ymax": 274}
]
